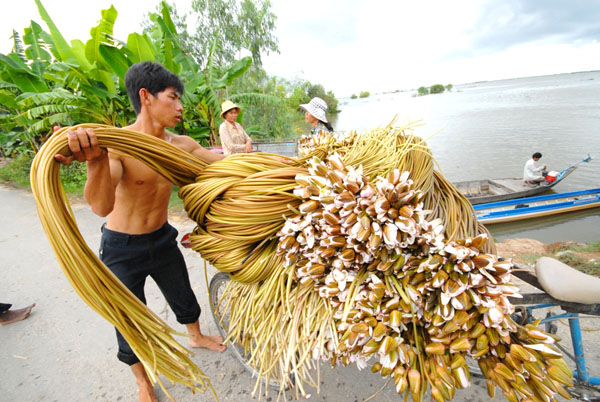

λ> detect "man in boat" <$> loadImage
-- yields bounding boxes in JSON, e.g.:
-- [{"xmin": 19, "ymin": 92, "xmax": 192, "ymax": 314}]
[
  {"xmin": 523, "ymin": 152, "xmax": 547, "ymax": 185},
  {"xmin": 54, "ymin": 61, "xmax": 226, "ymax": 402}
]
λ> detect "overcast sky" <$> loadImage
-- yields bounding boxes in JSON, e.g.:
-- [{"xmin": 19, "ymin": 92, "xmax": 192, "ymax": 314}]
[{"xmin": 2, "ymin": 0, "xmax": 599, "ymax": 97}]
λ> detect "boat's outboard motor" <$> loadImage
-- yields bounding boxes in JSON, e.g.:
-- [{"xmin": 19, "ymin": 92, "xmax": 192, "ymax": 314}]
[{"xmin": 545, "ymin": 171, "xmax": 559, "ymax": 183}]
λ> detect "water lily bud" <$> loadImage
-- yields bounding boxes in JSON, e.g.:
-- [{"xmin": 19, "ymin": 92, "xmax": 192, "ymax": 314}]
[
  {"xmin": 299, "ymin": 199, "xmax": 319, "ymax": 214},
  {"xmin": 408, "ymin": 369, "xmax": 421, "ymax": 394},
  {"xmin": 425, "ymin": 342, "xmax": 446, "ymax": 355}
]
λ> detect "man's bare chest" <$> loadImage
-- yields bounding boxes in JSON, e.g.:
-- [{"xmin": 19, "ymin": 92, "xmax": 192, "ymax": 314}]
[{"xmin": 121, "ymin": 159, "xmax": 171, "ymax": 189}]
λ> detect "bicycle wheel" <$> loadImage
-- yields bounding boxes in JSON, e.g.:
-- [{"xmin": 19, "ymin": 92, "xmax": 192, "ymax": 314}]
[
  {"xmin": 209, "ymin": 272, "xmax": 286, "ymax": 391},
  {"xmin": 568, "ymin": 384, "xmax": 600, "ymax": 401},
  {"xmin": 465, "ymin": 356, "xmax": 483, "ymax": 378}
]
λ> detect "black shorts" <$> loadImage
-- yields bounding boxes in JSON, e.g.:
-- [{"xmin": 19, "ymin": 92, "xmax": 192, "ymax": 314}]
[{"xmin": 100, "ymin": 222, "xmax": 200, "ymax": 365}]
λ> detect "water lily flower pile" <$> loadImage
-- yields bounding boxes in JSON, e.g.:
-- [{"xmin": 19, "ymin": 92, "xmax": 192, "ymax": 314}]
[
  {"xmin": 297, "ymin": 130, "xmax": 357, "ymax": 157},
  {"xmin": 277, "ymin": 153, "xmax": 573, "ymax": 402}
]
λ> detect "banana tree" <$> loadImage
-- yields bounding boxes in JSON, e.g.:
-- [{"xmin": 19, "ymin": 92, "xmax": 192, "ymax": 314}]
[
  {"xmin": 0, "ymin": 0, "xmax": 132, "ymax": 148},
  {"xmin": 0, "ymin": 0, "xmax": 258, "ymax": 153},
  {"xmin": 145, "ymin": 2, "xmax": 253, "ymax": 145},
  {"xmin": 194, "ymin": 55, "xmax": 252, "ymax": 145}
]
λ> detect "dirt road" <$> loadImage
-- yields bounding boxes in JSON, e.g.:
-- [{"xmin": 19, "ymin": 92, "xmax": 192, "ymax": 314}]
[{"xmin": 1, "ymin": 183, "xmax": 597, "ymax": 401}]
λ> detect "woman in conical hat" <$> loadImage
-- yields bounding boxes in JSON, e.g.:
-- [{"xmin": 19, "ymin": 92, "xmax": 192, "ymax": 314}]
[{"xmin": 219, "ymin": 100, "xmax": 253, "ymax": 155}]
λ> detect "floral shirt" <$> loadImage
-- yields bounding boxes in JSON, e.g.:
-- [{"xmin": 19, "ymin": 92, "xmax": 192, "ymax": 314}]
[
  {"xmin": 311, "ymin": 121, "xmax": 331, "ymax": 136},
  {"xmin": 219, "ymin": 121, "xmax": 252, "ymax": 155}
]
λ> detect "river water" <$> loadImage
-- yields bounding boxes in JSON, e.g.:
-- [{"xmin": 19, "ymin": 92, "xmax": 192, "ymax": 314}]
[{"xmin": 334, "ymin": 72, "xmax": 600, "ymax": 243}]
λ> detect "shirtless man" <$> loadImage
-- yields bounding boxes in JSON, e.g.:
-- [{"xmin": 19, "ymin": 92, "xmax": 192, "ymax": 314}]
[{"xmin": 55, "ymin": 61, "xmax": 226, "ymax": 402}]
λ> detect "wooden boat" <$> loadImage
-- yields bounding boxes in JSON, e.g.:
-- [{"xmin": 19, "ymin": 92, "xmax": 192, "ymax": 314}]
[
  {"xmin": 454, "ymin": 155, "xmax": 591, "ymax": 205},
  {"xmin": 474, "ymin": 188, "xmax": 600, "ymax": 224}
]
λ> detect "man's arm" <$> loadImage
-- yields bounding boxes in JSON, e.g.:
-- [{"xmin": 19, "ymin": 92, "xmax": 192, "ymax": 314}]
[
  {"xmin": 85, "ymin": 152, "xmax": 121, "ymax": 217},
  {"xmin": 54, "ymin": 127, "xmax": 120, "ymax": 217},
  {"xmin": 176, "ymin": 135, "xmax": 225, "ymax": 162},
  {"xmin": 191, "ymin": 145, "xmax": 226, "ymax": 162}
]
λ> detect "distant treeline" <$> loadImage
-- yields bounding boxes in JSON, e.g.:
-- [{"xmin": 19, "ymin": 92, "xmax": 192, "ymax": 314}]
[
  {"xmin": 350, "ymin": 91, "xmax": 370, "ymax": 99},
  {"xmin": 417, "ymin": 84, "xmax": 453, "ymax": 96}
]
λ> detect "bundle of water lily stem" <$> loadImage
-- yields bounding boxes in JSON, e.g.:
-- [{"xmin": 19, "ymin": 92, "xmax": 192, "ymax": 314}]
[{"xmin": 31, "ymin": 121, "xmax": 573, "ymax": 402}]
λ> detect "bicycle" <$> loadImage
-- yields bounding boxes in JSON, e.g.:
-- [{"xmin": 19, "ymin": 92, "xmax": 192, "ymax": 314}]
[
  {"xmin": 208, "ymin": 272, "xmax": 291, "ymax": 392},
  {"xmin": 181, "ymin": 233, "xmax": 287, "ymax": 391},
  {"xmin": 490, "ymin": 257, "xmax": 600, "ymax": 401}
]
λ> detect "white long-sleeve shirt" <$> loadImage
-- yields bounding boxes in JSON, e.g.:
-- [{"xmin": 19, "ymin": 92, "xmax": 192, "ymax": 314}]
[{"xmin": 523, "ymin": 158, "xmax": 545, "ymax": 181}]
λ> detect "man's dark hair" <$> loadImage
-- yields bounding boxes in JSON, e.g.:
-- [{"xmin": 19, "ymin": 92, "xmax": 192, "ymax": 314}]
[
  {"xmin": 532, "ymin": 152, "xmax": 542, "ymax": 159},
  {"xmin": 125, "ymin": 61, "xmax": 185, "ymax": 114}
]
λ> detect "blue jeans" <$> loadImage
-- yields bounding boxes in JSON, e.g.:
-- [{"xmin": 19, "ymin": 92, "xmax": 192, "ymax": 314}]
[{"xmin": 99, "ymin": 222, "xmax": 201, "ymax": 365}]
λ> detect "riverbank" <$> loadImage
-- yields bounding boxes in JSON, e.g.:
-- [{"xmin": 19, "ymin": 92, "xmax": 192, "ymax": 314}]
[{"xmin": 495, "ymin": 238, "xmax": 600, "ymax": 276}]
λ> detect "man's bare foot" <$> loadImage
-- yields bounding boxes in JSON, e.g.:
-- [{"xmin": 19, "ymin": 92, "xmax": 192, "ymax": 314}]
[
  {"xmin": 131, "ymin": 363, "xmax": 157, "ymax": 402},
  {"xmin": 189, "ymin": 333, "xmax": 226, "ymax": 352},
  {"xmin": 0, "ymin": 303, "xmax": 35, "ymax": 325},
  {"xmin": 137, "ymin": 380, "xmax": 157, "ymax": 402}
]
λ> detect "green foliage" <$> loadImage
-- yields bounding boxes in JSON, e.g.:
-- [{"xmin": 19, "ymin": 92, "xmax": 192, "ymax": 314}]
[
  {"xmin": 191, "ymin": 55, "xmax": 253, "ymax": 145},
  {"xmin": 0, "ymin": 155, "xmax": 90, "ymax": 195},
  {"xmin": 0, "ymin": 0, "xmax": 147, "ymax": 153},
  {"xmin": 417, "ymin": 84, "xmax": 452, "ymax": 96},
  {"xmin": 359, "ymin": 91, "xmax": 370, "ymax": 98},
  {"xmin": 143, "ymin": 0, "xmax": 341, "ymax": 139},
  {"xmin": 579, "ymin": 241, "xmax": 600, "ymax": 252},
  {"xmin": 175, "ymin": 0, "xmax": 279, "ymax": 67},
  {"xmin": 229, "ymin": 69, "xmax": 341, "ymax": 138},
  {"xmin": 168, "ymin": 186, "xmax": 184, "ymax": 210},
  {"xmin": 0, "ymin": 154, "xmax": 33, "ymax": 187},
  {"xmin": 0, "ymin": 125, "xmax": 38, "ymax": 156},
  {"xmin": 417, "ymin": 86, "xmax": 429, "ymax": 96},
  {"xmin": 350, "ymin": 94, "xmax": 357, "ymax": 99},
  {"xmin": 430, "ymin": 84, "xmax": 445, "ymax": 94},
  {"xmin": 556, "ymin": 252, "xmax": 600, "ymax": 277},
  {"xmin": 143, "ymin": 2, "xmax": 195, "ymax": 61},
  {"xmin": 0, "ymin": 0, "xmax": 239, "ymax": 151},
  {"xmin": 549, "ymin": 241, "xmax": 600, "ymax": 253},
  {"xmin": 59, "ymin": 162, "xmax": 88, "ymax": 194},
  {"xmin": 1, "ymin": 0, "xmax": 340, "ymax": 160}
]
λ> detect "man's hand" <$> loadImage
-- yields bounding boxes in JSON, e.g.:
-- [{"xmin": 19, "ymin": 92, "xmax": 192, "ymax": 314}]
[
  {"xmin": 54, "ymin": 127, "xmax": 107, "ymax": 165},
  {"xmin": 245, "ymin": 141, "xmax": 252, "ymax": 153}
]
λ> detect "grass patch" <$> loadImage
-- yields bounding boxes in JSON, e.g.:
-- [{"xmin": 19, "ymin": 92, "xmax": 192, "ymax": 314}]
[
  {"xmin": 505, "ymin": 240, "xmax": 600, "ymax": 277},
  {"xmin": 543, "ymin": 241, "xmax": 600, "ymax": 276},
  {"xmin": 169, "ymin": 186, "xmax": 184, "ymax": 211},
  {"xmin": 59, "ymin": 163, "xmax": 87, "ymax": 195},
  {"xmin": 555, "ymin": 252, "xmax": 600, "ymax": 276},
  {"xmin": 0, "ymin": 155, "xmax": 88, "ymax": 195},
  {"xmin": 547, "ymin": 241, "xmax": 600, "ymax": 254},
  {"xmin": 571, "ymin": 241, "xmax": 600, "ymax": 253},
  {"xmin": 0, "ymin": 154, "xmax": 33, "ymax": 187},
  {"xmin": 517, "ymin": 253, "xmax": 544, "ymax": 266}
]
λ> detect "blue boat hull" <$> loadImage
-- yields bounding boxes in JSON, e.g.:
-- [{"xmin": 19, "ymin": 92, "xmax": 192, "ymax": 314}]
[{"xmin": 474, "ymin": 189, "xmax": 600, "ymax": 224}]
